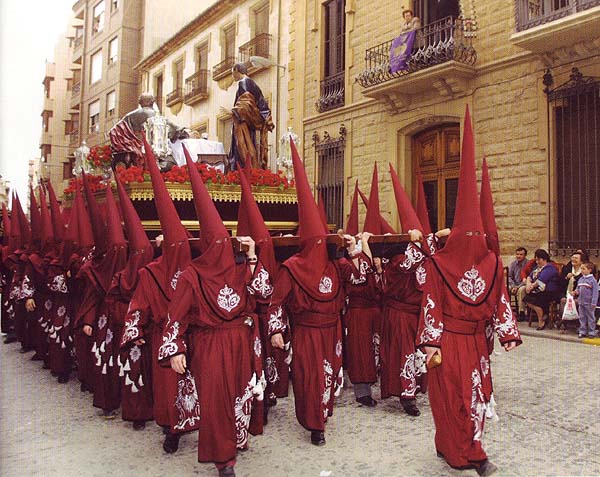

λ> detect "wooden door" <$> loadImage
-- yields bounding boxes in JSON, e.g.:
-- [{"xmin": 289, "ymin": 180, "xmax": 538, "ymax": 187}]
[{"xmin": 412, "ymin": 124, "xmax": 460, "ymax": 231}]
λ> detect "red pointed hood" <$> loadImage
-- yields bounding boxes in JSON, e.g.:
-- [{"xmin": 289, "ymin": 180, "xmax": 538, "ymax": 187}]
[
  {"xmin": 14, "ymin": 193, "xmax": 31, "ymax": 251},
  {"xmin": 431, "ymin": 106, "xmax": 498, "ymax": 306},
  {"xmin": 345, "ymin": 180, "xmax": 359, "ymax": 235},
  {"xmin": 237, "ymin": 161, "xmax": 278, "ymax": 282},
  {"xmin": 185, "ymin": 144, "xmax": 247, "ymax": 321},
  {"xmin": 76, "ymin": 185, "xmax": 95, "ymax": 250},
  {"xmin": 81, "ymin": 171, "xmax": 107, "ymax": 254},
  {"xmin": 283, "ymin": 139, "xmax": 340, "ymax": 301},
  {"xmin": 363, "ymin": 164, "xmax": 383, "ymax": 234},
  {"xmin": 236, "ymin": 160, "xmax": 252, "ymax": 237},
  {"xmin": 480, "ymin": 158, "xmax": 500, "ymax": 256},
  {"xmin": 47, "ymin": 181, "xmax": 65, "ymax": 241},
  {"xmin": 389, "ymin": 163, "xmax": 423, "ymax": 234},
  {"xmin": 2, "ymin": 203, "xmax": 10, "ymax": 246},
  {"xmin": 54, "ymin": 186, "xmax": 81, "ymax": 271},
  {"xmin": 415, "ymin": 172, "xmax": 432, "ymax": 235},
  {"xmin": 38, "ymin": 186, "xmax": 54, "ymax": 252},
  {"xmin": 29, "ymin": 185, "xmax": 42, "ymax": 248},
  {"xmin": 8, "ymin": 194, "xmax": 21, "ymax": 254},
  {"xmin": 117, "ymin": 178, "xmax": 151, "ymax": 253},
  {"xmin": 317, "ymin": 192, "xmax": 329, "ymax": 232},
  {"xmin": 105, "ymin": 185, "xmax": 126, "ymax": 247},
  {"xmin": 357, "ymin": 186, "xmax": 396, "ymax": 234}
]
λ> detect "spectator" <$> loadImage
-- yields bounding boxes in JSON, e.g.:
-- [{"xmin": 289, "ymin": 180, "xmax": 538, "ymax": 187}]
[
  {"xmin": 524, "ymin": 249, "xmax": 562, "ymax": 330},
  {"xmin": 400, "ymin": 9, "xmax": 421, "ymax": 32},
  {"xmin": 508, "ymin": 247, "xmax": 528, "ymax": 321},
  {"xmin": 558, "ymin": 252, "xmax": 584, "ymax": 318},
  {"xmin": 572, "ymin": 262, "xmax": 599, "ymax": 338}
]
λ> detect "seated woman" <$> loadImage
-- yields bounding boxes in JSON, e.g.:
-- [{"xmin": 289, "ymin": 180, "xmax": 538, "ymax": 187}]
[{"xmin": 524, "ymin": 249, "xmax": 562, "ymax": 330}]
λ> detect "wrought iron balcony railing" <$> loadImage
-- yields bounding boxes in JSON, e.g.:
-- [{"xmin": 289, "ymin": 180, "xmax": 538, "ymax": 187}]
[
  {"xmin": 238, "ymin": 33, "xmax": 272, "ymax": 65},
  {"xmin": 515, "ymin": 0, "xmax": 600, "ymax": 31},
  {"xmin": 356, "ymin": 16, "xmax": 476, "ymax": 89},
  {"xmin": 69, "ymin": 129, "xmax": 79, "ymax": 145},
  {"xmin": 212, "ymin": 57, "xmax": 236, "ymax": 81},
  {"xmin": 73, "ymin": 35, "xmax": 83, "ymax": 49},
  {"xmin": 316, "ymin": 71, "xmax": 345, "ymax": 113},
  {"xmin": 184, "ymin": 69, "xmax": 209, "ymax": 105},
  {"xmin": 72, "ymin": 81, "xmax": 81, "ymax": 97},
  {"xmin": 166, "ymin": 88, "xmax": 184, "ymax": 107}
]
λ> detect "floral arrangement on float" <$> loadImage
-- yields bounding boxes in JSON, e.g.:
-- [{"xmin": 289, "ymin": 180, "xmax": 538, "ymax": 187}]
[{"xmin": 86, "ymin": 145, "xmax": 113, "ymax": 169}]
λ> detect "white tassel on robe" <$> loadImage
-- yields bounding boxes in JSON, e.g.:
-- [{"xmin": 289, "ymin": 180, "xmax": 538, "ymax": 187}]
[
  {"xmin": 125, "ymin": 374, "xmax": 134, "ymax": 386},
  {"xmin": 123, "ymin": 359, "xmax": 131, "ymax": 371},
  {"xmin": 61, "ymin": 342, "xmax": 66, "ymax": 349},
  {"xmin": 138, "ymin": 375, "xmax": 144, "ymax": 387},
  {"xmin": 102, "ymin": 363, "xmax": 107, "ymax": 375},
  {"xmin": 91, "ymin": 342, "xmax": 97, "ymax": 353},
  {"xmin": 131, "ymin": 383, "xmax": 139, "ymax": 393},
  {"xmin": 108, "ymin": 356, "xmax": 113, "ymax": 367},
  {"xmin": 100, "ymin": 342, "xmax": 105, "ymax": 353}
]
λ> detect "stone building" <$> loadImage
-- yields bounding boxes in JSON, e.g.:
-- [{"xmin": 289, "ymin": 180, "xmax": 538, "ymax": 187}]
[
  {"xmin": 287, "ymin": 0, "xmax": 600, "ymax": 261},
  {"xmin": 135, "ymin": 0, "xmax": 290, "ymax": 169}
]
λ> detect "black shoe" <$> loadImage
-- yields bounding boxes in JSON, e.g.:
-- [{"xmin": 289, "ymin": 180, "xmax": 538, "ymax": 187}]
[
  {"xmin": 268, "ymin": 393, "xmax": 277, "ymax": 407},
  {"xmin": 401, "ymin": 399, "xmax": 420, "ymax": 416},
  {"xmin": 517, "ymin": 312, "xmax": 526, "ymax": 322},
  {"xmin": 57, "ymin": 374, "xmax": 69, "ymax": 384},
  {"xmin": 19, "ymin": 347, "xmax": 33, "ymax": 354},
  {"xmin": 42, "ymin": 362, "xmax": 50, "ymax": 369},
  {"xmin": 310, "ymin": 430, "xmax": 326, "ymax": 446},
  {"xmin": 31, "ymin": 353, "xmax": 43, "ymax": 361},
  {"xmin": 133, "ymin": 420, "xmax": 145, "ymax": 430},
  {"xmin": 4, "ymin": 334, "xmax": 17, "ymax": 344},
  {"xmin": 476, "ymin": 459, "xmax": 498, "ymax": 476},
  {"xmin": 356, "ymin": 395, "xmax": 378, "ymax": 407},
  {"xmin": 163, "ymin": 433, "xmax": 180, "ymax": 454},
  {"xmin": 218, "ymin": 465, "xmax": 236, "ymax": 477}
]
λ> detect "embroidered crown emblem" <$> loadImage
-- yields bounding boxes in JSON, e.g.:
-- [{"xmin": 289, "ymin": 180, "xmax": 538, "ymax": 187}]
[
  {"xmin": 319, "ymin": 276, "xmax": 333, "ymax": 294},
  {"xmin": 217, "ymin": 284, "xmax": 241, "ymax": 312},
  {"xmin": 457, "ymin": 267, "xmax": 486, "ymax": 301}
]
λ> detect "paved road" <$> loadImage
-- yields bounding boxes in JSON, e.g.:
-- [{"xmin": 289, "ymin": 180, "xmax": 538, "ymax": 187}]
[{"xmin": 1, "ymin": 334, "xmax": 599, "ymax": 477}]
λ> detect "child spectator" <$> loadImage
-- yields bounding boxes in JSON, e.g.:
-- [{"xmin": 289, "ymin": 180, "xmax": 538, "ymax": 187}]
[{"xmin": 572, "ymin": 262, "xmax": 599, "ymax": 338}]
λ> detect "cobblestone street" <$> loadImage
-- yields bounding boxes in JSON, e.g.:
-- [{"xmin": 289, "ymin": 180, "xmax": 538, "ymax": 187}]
[{"xmin": 1, "ymin": 334, "xmax": 599, "ymax": 477}]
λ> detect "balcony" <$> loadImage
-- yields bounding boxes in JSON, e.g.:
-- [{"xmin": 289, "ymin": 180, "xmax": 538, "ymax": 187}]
[
  {"xmin": 238, "ymin": 33, "xmax": 272, "ymax": 73},
  {"xmin": 73, "ymin": 35, "xmax": 83, "ymax": 50},
  {"xmin": 184, "ymin": 69, "xmax": 209, "ymax": 106},
  {"xmin": 212, "ymin": 56, "xmax": 236, "ymax": 81},
  {"xmin": 71, "ymin": 82, "xmax": 81, "ymax": 99},
  {"xmin": 356, "ymin": 17, "xmax": 477, "ymax": 114},
  {"xmin": 69, "ymin": 129, "xmax": 80, "ymax": 146},
  {"xmin": 166, "ymin": 88, "xmax": 184, "ymax": 107},
  {"xmin": 43, "ymin": 97, "xmax": 54, "ymax": 111},
  {"xmin": 511, "ymin": 0, "xmax": 600, "ymax": 56},
  {"xmin": 316, "ymin": 72, "xmax": 345, "ymax": 113}
]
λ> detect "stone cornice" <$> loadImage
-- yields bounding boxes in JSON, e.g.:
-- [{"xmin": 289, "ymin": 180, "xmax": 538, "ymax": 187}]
[{"xmin": 135, "ymin": 0, "xmax": 240, "ymax": 71}]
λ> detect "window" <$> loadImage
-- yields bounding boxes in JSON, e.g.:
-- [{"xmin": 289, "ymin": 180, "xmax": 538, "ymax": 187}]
[
  {"xmin": 43, "ymin": 78, "xmax": 52, "ymax": 98},
  {"xmin": 173, "ymin": 58, "xmax": 184, "ymax": 91},
  {"xmin": 89, "ymin": 100, "xmax": 100, "ymax": 133},
  {"xmin": 318, "ymin": 0, "xmax": 345, "ymax": 112},
  {"xmin": 154, "ymin": 73, "xmax": 163, "ymax": 112},
  {"xmin": 413, "ymin": 0, "xmax": 459, "ymax": 26},
  {"xmin": 253, "ymin": 3, "xmax": 269, "ymax": 36},
  {"xmin": 90, "ymin": 50, "xmax": 103, "ymax": 83},
  {"xmin": 315, "ymin": 131, "xmax": 346, "ymax": 229},
  {"xmin": 106, "ymin": 90, "xmax": 116, "ymax": 116},
  {"xmin": 63, "ymin": 158, "xmax": 75, "ymax": 180},
  {"xmin": 93, "ymin": 1, "xmax": 105, "ymax": 34},
  {"xmin": 549, "ymin": 68, "xmax": 600, "ymax": 253},
  {"xmin": 111, "ymin": 0, "xmax": 118, "ymax": 13},
  {"xmin": 41, "ymin": 111, "xmax": 52, "ymax": 132},
  {"xmin": 108, "ymin": 37, "xmax": 118, "ymax": 64},
  {"xmin": 41, "ymin": 144, "xmax": 52, "ymax": 162},
  {"xmin": 195, "ymin": 42, "xmax": 208, "ymax": 71},
  {"xmin": 412, "ymin": 124, "xmax": 460, "ymax": 231},
  {"xmin": 223, "ymin": 24, "xmax": 236, "ymax": 61},
  {"xmin": 218, "ymin": 116, "xmax": 233, "ymax": 154}
]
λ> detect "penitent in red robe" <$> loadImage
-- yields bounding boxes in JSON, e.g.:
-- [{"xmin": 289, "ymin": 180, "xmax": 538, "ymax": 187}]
[
  {"xmin": 266, "ymin": 266, "xmax": 345, "ymax": 433},
  {"xmin": 337, "ymin": 253, "xmax": 381, "ymax": 385},
  {"xmin": 416, "ymin": 258, "xmax": 521, "ymax": 469},
  {"xmin": 158, "ymin": 262, "xmax": 271, "ymax": 465}
]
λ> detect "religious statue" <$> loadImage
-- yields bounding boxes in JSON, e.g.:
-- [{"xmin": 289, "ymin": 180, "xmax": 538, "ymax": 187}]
[
  {"xmin": 109, "ymin": 92, "xmax": 187, "ymax": 171},
  {"xmin": 229, "ymin": 63, "xmax": 274, "ymax": 170}
]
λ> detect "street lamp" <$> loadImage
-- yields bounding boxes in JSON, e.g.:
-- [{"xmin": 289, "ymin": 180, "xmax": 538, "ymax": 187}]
[{"xmin": 73, "ymin": 141, "xmax": 90, "ymax": 176}]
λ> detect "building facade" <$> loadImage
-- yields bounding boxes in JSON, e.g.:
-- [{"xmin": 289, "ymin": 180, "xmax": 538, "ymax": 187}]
[
  {"xmin": 136, "ymin": 0, "xmax": 290, "ymax": 169},
  {"xmin": 288, "ymin": 0, "xmax": 600, "ymax": 261}
]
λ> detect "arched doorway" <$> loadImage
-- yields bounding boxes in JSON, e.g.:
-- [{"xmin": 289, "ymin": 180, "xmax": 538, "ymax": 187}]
[{"xmin": 412, "ymin": 124, "xmax": 460, "ymax": 231}]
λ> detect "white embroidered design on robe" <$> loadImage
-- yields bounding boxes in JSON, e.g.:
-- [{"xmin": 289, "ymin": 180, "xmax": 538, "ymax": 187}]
[
  {"xmin": 265, "ymin": 356, "xmax": 279, "ymax": 384},
  {"xmin": 234, "ymin": 377, "xmax": 255, "ymax": 448},
  {"xmin": 122, "ymin": 310, "xmax": 140, "ymax": 344},
  {"xmin": 56, "ymin": 305, "xmax": 66, "ymax": 318},
  {"xmin": 322, "ymin": 360, "xmax": 334, "ymax": 418},
  {"xmin": 170, "ymin": 270, "xmax": 182, "ymax": 290},
  {"xmin": 44, "ymin": 299, "xmax": 53, "ymax": 311},
  {"xmin": 319, "ymin": 276, "xmax": 333, "ymax": 294},
  {"xmin": 268, "ymin": 306, "xmax": 284, "ymax": 335},
  {"xmin": 399, "ymin": 243, "xmax": 425, "ymax": 270},
  {"xmin": 416, "ymin": 264, "xmax": 427, "ymax": 286},
  {"xmin": 174, "ymin": 370, "xmax": 201, "ymax": 431},
  {"xmin": 97, "ymin": 314, "xmax": 108, "ymax": 330},
  {"xmin": 414, "ymin": 349, "xmax": 428, "ymax": 376},
  {"xmin": 426, "ymin": 234, "xmax": 437, "ymax": 256},
  {"xmin": 105, "ymin": 328, "xmax": 114, "ymax": 345},
  {"xmin": 335, "ymin": 339, "xmax": 342, "ymax": 358},
  {"xmin": 158, "ymin": 320, "xmax": 181, "ymax": 361},
  {"xmin": 458, "ymin": 267, "xmax": 486, "ymax": 301},
  {"xmin": 130, "ymin": 345, "xmax": 141, "ymax": 363},
  {"xmin": 217, "ymin": 285, "xmax": 241, "ymax": 312},
  {"xmin": 480, "ymin": 355, "xmax": 490, "ymax": 378},
  {"xmin": 373, "ymin": 332, "xmax": 381, "ymax": 370},
  {"xmin": 254, "ymin": 336, "xmax": 262, "ymax": 358},
  {"xmin": 63, "ymin": 314, "xmax": 70, "ymax": 327},
  {"xmin": 471, "ymin": 369, "xmax": 486, "ymax": 441},
  {"xmin": 20, "ymin": 276, "xmax": 35, "ymax": 298},
  {"xmin": 420, "ymin": 294, "xmax": 443, "ymax": 344},
  {"xmin": 494, "ymin": 293, "xmax": 520, "ymax": 340},
  {"xmin": 400, "ymin": 353, "xmax": 419, "ymax": 398},
  {"xmin": 350, "ymin": 260, "xmax": 370, "ymax": 285},
  {"xmin": 250, "ymin": 268, "xmax": 273, "ymax": 298},
  {"xmin": 50, "ymin": 274, "xmax": 68, "ymax": 293}
]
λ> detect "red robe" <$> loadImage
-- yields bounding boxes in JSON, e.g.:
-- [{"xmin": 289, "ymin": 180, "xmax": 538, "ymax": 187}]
[
  {"xmin": 266, "ymin": 267, "xmax": 345, "ymax": 432},
  {"xmin": 416, "ymin": 258, "xmax": 522, "ymax": 469},
  {"xmin": 380, "ymin": 242, "xmax": 429, "ymax": 399},
  {"xmin": 159, "ymin": 262, "xmax": 271, "ymax": 464},
  {"xmin": 338, "ymin": 253, "xmax": 381, "ymax": 384}
]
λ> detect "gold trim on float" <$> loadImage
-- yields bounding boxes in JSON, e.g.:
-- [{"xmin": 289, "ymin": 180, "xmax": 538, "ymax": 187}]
[
  {"xmin": 125, "ymin": 182, "xmax": 297, "ymax": 204},
  {"xmin": 141, "ymin": 220, "xmax": 299, "ymax": 232}
]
